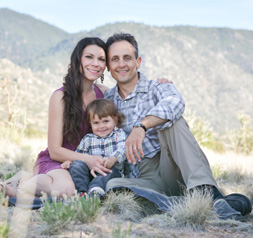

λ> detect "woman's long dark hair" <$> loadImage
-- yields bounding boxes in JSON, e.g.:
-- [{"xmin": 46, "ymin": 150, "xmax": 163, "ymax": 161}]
[{"xmin": 62, "ymin": 37, "xmax": 106, "ymax": 143}]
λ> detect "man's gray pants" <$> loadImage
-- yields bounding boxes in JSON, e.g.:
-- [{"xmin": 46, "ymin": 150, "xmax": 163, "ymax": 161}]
[{"xmin": 105, "ymin": 117, "xmax": 217, "ymax": 210}]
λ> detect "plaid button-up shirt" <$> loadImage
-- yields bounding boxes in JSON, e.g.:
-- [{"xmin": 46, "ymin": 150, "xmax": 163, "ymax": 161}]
[
  {"xmin": 76, "ymin": 127, "xmax": 126, "ymax": 171},
  {"xmin": 104, "ymin": 72, "xmax": 185, "ymax": 177}
]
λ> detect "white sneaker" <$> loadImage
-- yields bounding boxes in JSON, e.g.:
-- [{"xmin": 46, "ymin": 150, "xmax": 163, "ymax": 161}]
[{"xmin": 88, "ymin": 187, "xmax": 105, "ymax": 197}]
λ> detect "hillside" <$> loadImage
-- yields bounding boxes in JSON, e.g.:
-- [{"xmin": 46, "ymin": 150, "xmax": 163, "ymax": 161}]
[
  {"xmin": 0, "ymin": 58, "xmax": 52, "ymax": 131},
  {"xmin": 0, "ymin": 8, "xmax": 253, "ymax": 133}
]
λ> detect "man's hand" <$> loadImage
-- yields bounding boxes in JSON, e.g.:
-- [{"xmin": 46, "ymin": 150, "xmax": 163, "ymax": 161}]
[
  {"xmin": 125, "ymin": 127, "xmax": 145, "ymax": 164},
  {"xmin": 157, "ymin": 78, "xmax": 173, "ymax": 84},
  {"xmin": 83, "ymin": 155, "xmax": 112, "ymax": 177}
]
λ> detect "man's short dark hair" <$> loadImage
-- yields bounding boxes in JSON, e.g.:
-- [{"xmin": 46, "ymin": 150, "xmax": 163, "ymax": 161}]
[{"xmin": 106, "ymin": 33, "xmax": 139, "ymax": 59}]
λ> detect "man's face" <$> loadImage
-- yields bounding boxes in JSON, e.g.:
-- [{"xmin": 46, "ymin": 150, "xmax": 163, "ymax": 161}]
[{"xmin": 107, "ymin": 40, "xmax": 141, "ymax": 85}]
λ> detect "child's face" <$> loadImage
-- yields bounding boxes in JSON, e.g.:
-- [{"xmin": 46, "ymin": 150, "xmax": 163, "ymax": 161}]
[{"xmin": 90, "ymin": 114, "xmax": 116, "ymax": 138}]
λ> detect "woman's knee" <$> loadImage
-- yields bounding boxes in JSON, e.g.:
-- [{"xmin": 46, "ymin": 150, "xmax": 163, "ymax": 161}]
[
  {"xmin": 58, "ymin": 180, "xmax": 75, "ymax": 196},
  {"xmin": 47, "ymin": 170, "xmax": 75, "ymax": 197}
]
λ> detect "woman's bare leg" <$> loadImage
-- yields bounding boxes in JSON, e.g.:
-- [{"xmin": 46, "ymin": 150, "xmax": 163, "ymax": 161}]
[{"xmin": 5, "ymin": 169, "xmax": 75, "ymax": 198}]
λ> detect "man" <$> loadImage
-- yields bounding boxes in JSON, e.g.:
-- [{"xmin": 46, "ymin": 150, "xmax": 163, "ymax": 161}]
[{"xmin": 104, "ymin": 33, "xmax": 248, "ymax": 220}]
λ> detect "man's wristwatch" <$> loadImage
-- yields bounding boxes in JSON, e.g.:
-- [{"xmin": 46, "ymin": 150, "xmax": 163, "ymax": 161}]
[{"xmin": 133, "ymin": 122, "xmax": 147, "ymax": 132}]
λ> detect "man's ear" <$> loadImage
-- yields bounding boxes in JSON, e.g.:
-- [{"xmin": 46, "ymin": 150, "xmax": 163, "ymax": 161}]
[{"xmin": 136, "ymin": 57, "xmax": 142, "ymax": 69}]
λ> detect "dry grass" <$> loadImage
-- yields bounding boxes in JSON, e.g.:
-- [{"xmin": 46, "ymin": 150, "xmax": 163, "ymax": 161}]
[
  {"xmin": 166, "ymin": 189, "xmax": 216, "ymax": 230},
  {"xmin": 0, "ymin": 141, "xmax": 252, "ymax": 237},
  {"xmin": 100, "ymin": 191, "xmax": 145, "ymax": 222},
  {"xmin": 204, "ymin": 148, "xmax": 253, "ymax": 202}
]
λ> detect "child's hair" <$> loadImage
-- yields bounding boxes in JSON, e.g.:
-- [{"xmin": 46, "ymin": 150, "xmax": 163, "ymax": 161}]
[{"xmin": 86, "ymin": 99, "xmax": 125, "ymax": 128}]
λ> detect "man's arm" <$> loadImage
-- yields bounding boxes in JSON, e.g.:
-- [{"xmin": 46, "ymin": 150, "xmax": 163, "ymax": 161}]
[
  {"xmin": 125, "ymin": 116, "xmax": 167, "ymax": 164},
  {"xmin": 126, "ymin": 83, "xmax": 185, "ymax": 164}
]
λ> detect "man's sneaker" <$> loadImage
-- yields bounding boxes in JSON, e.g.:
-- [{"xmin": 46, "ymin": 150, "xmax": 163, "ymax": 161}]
[
  {"xmin": 213, "ymin": 198, "xmax": 244, "ymax": 221},
  {"xmin": 88, "ymin": 187, "xmax": 105, "ymax": 198},
  {"xmin": 224, "ymin": 193, "xmax": 252, "ymax": 216}
]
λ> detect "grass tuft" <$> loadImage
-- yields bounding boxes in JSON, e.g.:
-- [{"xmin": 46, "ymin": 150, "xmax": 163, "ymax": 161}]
[
  {"xmin": 101, "ymin": 190, "xmax": 144, "ymax": 222},
  {"xmin": 167, "ymin": 189, "xmax": 216, "ymax": 230}
]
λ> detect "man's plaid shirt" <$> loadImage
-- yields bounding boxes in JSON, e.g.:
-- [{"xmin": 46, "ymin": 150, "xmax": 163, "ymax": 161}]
[{"xmin": 104, "ymin": 72, "xmax": 185, "ymax": 177}]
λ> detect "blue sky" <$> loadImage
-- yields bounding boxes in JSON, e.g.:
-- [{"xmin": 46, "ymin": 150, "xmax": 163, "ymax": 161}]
[{"xmin": 0, "ymin": 0, "xmax": 252, "ymax": 33}]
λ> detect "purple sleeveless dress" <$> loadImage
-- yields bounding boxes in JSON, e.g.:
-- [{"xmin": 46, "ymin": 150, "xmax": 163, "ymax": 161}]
[{"xmin": 33, "ymin": 84, "xmax": 104, "ymax": 175}]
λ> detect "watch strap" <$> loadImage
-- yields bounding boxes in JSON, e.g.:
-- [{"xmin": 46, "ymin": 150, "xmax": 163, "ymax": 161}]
[{"xmin": 134, "ymin": 122, "xmax": 147, "ymax": 132}]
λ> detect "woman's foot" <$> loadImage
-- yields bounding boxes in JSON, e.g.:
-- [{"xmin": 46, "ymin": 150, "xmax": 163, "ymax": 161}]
[{"xmin": 0, "ymin": 183, "xmax": 18, "ymax": 197}]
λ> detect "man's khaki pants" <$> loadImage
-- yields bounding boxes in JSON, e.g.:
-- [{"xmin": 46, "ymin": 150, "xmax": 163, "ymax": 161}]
[{"xmin": 106, "ymin": 117, "xmax": 217, "ymax": 196}]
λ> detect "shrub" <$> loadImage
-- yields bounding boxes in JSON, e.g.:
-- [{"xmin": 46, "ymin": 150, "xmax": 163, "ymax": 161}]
[
  {"xmin": 224, "ymin": 113, "xmax": 253, "ymax": 155},
  {"xmin": 72, "ymin": 194, "xmax": 101, "ymax": 223},
  {"xmin": 211, "ymin": 165, "xmax": 228, "ymax": 181},
  {"xmin": 39, "ymin": 194, "xmax": 101, "ymax": 235},
  {"xmin": 185, "ymin": 112, "xmax": 225, "ymax": 153}
]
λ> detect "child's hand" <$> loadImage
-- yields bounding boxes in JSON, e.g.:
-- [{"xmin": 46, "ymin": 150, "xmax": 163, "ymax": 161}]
[
  {"xmin": 61, "ymin": 160, "xmax": 72, "ymax": 169},
  {"xmin": 103, "ymin": 156, "xmax": 118, "ymax": 169}
]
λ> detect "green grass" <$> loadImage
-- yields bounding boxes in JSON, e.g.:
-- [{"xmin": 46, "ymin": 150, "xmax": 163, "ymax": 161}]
[
  {"xmin": 0, "ymin": 222, "xmax": 9, "ymax": 238},
  {"xmin": 39, "ymin": 194, "xmax": 101, "ymax": 235},
  {"xmin": 211, "ymin": 165, "xmax": 228, "ymax": 181},
  {"xmin": 112, "ymin": 223, "xmax": 132, "ymax": 238}
]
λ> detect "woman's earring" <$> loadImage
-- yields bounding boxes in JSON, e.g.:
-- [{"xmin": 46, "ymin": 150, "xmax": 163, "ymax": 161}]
[{"xmin": 100, "ymin": 74, "xmax": 104, "ymax": 84}]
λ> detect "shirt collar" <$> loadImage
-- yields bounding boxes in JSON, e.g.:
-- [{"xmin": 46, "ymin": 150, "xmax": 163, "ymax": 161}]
[{"xmin": 106, "ymin": 72, "xmax": 149, "ymax": 100}]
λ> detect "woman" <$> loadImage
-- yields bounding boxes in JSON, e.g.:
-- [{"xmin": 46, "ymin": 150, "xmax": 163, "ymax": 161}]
[{"xmin": 1, "ymin": 37, "xmax": 111, "ymax": 198}]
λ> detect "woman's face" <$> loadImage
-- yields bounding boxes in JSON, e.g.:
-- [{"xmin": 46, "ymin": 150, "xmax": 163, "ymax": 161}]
[{"xmin": 80, "ymin": 45, "xmax": 106, "ymax": 82}]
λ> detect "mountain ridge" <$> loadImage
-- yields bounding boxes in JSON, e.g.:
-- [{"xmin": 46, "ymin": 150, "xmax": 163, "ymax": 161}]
[{"xmin": 1, "ymin": 8, "xmax": 252, "ymax": 133}]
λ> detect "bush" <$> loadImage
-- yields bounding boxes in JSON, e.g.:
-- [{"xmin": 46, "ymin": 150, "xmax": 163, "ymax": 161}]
[
  {"xmin": 185, "ymin": 112, "xmax": 225, "ymax": 153},
  {"xmin": 224, "ymin": 113, "xmax": 253, "ymax": 155}
]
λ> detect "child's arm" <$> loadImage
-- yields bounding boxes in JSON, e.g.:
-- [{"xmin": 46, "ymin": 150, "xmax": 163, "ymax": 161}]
[
  {"xmin": 109, "ymin": 129, "xmax": 127, "ymax": 166},
  {"xmin": 104, "ymin": 156, "xmax": 118, "ymax": 169},
  {"xmin": 75, "ymin": 135, "xmax": 91, "ymax": 154},
  {"xmin": 61, "ymin": 160, "xmax": 72, "ymax": 169}
]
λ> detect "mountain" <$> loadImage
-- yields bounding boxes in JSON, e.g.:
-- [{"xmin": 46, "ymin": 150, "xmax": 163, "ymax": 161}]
[
  {"xmin": 0, "ymin": 8, "xmax": 69, "ymax": 70},
  {"xmin": 0, "ymin": 8, "xmax": 253, "ymax": 133}
]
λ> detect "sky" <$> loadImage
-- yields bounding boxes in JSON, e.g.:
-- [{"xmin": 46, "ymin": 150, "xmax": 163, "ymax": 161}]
[{"xmin": 0, "ymin": 0, "xmax": 252, "ymax": 33}]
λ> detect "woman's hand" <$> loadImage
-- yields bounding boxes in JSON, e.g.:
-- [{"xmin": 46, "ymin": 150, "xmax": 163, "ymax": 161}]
[{"xmin": 83, "ymin": 155, "xmax": 112, "ymax": 177}]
